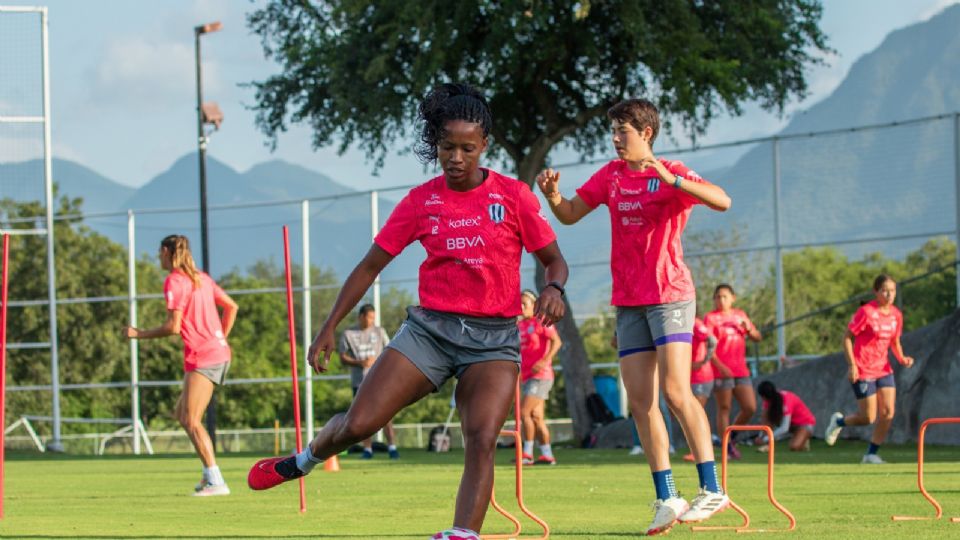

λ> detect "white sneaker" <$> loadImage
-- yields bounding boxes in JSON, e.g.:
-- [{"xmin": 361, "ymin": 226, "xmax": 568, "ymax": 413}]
[
  {"xmin": 679, "ymin": 488, "xmax": 730, "ymax": 523},
  {"xmin": 861, "ymin": 453, "xmax": 887, "ymax": 464},
  {"xmin": 629, "ymin": 445, "xmax": 645, "ymax": 456},
  {"xmin": 824, "ymin": 412, "xmax": 843, "ymax": 446},
  {"xmin": 193, "ymin": 482, "xmax": 230, "ymax": 496},
  {"xmin": 646, "ymin": 496, "xmax": 689, "ymax": 535}
]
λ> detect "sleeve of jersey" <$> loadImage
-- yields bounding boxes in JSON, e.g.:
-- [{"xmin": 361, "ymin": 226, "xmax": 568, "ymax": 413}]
[
  {"xmin": 163, "ymin": 275, "xmax": 187, "ymax": 311},
  {"xmin": 741, "ymin": 312, "xmax": 755, "ymax": 335},
  {"xmin": 543, "ymin": 324, "xmax": 559, "ymax": 339},
  {"xmin": 517, "ymin": 186, "xmax": 557, "ymax": 253},
  {"xmin": 847, "ymin": 307, "xmax": 868, "ymax": 335},
  {"xmin": 381, "ymin": 327, "xmax": 391, "ymax": 346},
  {"xmin": 337, "ymin": 332, "xmax": 350, "ymax": 355},
  {"xmin": 374, "ymin": 194, "xmax": 418, "ymax": 257},
  {"xmin": 667, "ymin": 161, "xmax": 709, "ymax": 208},
  {"xmin": 895, "ymin": 309, "xmax": 904, "ymax": 339},
  {"xmin": 574, "ymin": 165, "xmax": 609, "ymax": 209}
]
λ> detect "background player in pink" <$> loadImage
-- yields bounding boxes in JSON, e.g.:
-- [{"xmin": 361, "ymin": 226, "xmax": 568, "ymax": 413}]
[
  {"xmin": 754, "ymin": 381, "xmax": 815, "ymax": 452},
  {"xmin": 537, "ymin": 98, "xmax": 732, "ymax": 535},
  {"xmin": 123, "ymin": 234, "xmax": 238, "ymax": 496},
  {"xmin": 518, "ymin": 289, "xmax": 563, "ymax": 466},
  {"xmin": 246, "ymin": 83, "xmax": 568, "ymax": 540},
  {"xmin": 704, "ymin": 283, "xmax": 762, "ymax": 459},
  {"xmin": 682, "ymin": 317, "xmax": 717, "ymax": 463},
  {"xmin": 824, "ymin": 274, "xmax": 914, "ymax": 464}
]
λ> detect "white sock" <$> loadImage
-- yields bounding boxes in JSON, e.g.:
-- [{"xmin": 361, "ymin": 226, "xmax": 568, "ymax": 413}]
[
  {"xmin": 523, "ymin": 440, "xmax": 534, "ymax": 455},
  {"xmin": 540, "ymin": 444, "xmax": 554, "ymax": 458},
  {"xmin": 388, "ymin": 444, "xmax": 397, "ymax": 451},
  {"xmin": 295, "ymin": 446, "xmax": 323, "ymax": 473},
  {"xmin": 453, "ymin": 527, "xmax": 479, "ymax": 536},
  {"xmin": 203, "ymin": 465, "xmax": 225, "ymax": 486}
]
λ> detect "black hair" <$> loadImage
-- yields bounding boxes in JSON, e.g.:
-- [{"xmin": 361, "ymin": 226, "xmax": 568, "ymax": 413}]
[
  {"xmin": 873, "ymin": 273, "xmax": 895, "ymax": 292},
  {"xmin": 714, "ymin": 283, "xmax": 735, "ymax": 296},
  {"xmin": 608, "ymin": 98, "xmax": 661, "ymax": 146},
  {"xmin": 358, "ymin": 304, "xmax": 375, "ymax": 316},
  {"xmin": 414, "ymin": 82, "xmax": 492, "ymax": 164},
  {"xmin": 757, "ymin": 381, "xmax": 784, "ymax": 427}
]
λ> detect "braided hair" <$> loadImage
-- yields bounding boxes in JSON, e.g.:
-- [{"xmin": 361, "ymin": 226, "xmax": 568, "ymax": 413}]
[{"xmin": 414, "ymin": 83, "xmax": 492, "ymax": 164}]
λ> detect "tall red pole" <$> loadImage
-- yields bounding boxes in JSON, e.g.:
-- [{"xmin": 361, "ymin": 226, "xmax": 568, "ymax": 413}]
[
  {"xmin": 282, "ymin": 226, "xmax": 307, "ymax": 513},
  {"xmin": 1, "ymin": 234, "xmax": 10, "ymax": 519}
]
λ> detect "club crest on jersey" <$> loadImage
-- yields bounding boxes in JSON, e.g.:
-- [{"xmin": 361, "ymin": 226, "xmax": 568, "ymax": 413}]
[
  {"xmin": 647, "ymin": 178, "xmax": 660, "ymax": 192},
  {"xmin": 488, "ymin": 203, "xmax": 505, "ymax": 223}
]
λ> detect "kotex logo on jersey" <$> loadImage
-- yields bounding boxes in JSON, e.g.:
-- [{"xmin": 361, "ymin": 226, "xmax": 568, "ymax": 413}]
[
  {"xmin": 488, "ymin": 203, "xmax": 505, "ymax": 223},
  {"xmin": 448, "ymin": 216, "xmax": 482, "ymax": 228}
]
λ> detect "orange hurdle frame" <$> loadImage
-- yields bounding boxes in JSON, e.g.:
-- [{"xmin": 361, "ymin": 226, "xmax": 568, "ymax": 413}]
[
  {"xmin": 892, "ymin": 417, "xmax": 960, "ymax": 523},
  {"xmin": 483, "ymin": 377, "xmax": 550, "ymax": 539},
  {"xmin": 692, "ymin": 425, "xmax": 796, "ymax": 533}
]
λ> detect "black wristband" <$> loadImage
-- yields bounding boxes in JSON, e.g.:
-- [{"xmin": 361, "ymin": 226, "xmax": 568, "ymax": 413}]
[{"xmin": 545, "ymin": 281, "xmax": 565, "ymax": 297}]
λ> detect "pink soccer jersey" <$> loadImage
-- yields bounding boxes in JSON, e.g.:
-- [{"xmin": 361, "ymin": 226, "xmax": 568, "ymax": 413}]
[
  {"xmin": 764, "ymin": 390, "xmax": 816, "ymax": 428},
  {"xmin": 704, "ymin": 308, "xmax": 755, "ymax": 379},
  {"xmin": 375, "ymin": 170, "xmax": 556, "ymax": 318},
  {"xmin": 518, "ymin": 317, "xmax": 558, "ymax": 382},
  {"xmin": 164, "ymin": 271, "xmax": 231, "ymax": 371},
  {"xmin": 575, "ymin": 159, "xmax": 709, "ymax": 306},
  {"xmin": 690, "ymin": 317, "xmax": 714, "ymax": 384},
  {"xmin": 848, "ymin": 300, "xmax": 902, "ymax": 380}
]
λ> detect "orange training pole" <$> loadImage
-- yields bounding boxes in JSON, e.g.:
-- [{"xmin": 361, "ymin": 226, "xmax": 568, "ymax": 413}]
[
  {"xmin": 0, "ymin": 234, "xmax": 9, "ymax": 520},
  {"xmin": 483, "ymin": 376, "xmax": 550, "ymax": 539},
  {"xmin": 892, "ymin": 417, "xmax": 960, "ymax": 522},
  {"xmin": 282, "ymin": 226, "xmax": 307, "ymax": 513},
  {"xmin": 692, "ymin": 425, "xmax": 796, "ymax": 533}
]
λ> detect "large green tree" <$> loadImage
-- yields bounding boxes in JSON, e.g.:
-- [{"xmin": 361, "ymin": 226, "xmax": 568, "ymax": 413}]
[{"xmin": 247, "ymin": 0, "xmax": 830, "ymax": 438}]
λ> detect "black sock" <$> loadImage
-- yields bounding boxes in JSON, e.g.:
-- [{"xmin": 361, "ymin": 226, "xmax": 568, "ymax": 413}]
[{"xmin": 274, "ymin": 456, "xmax": 305, "ymax": 479}]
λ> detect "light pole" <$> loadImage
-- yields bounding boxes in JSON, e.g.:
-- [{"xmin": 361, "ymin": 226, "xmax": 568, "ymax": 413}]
[{"xmin": 194, "ymin": 20, "xmax": 223, "ymax": 448}]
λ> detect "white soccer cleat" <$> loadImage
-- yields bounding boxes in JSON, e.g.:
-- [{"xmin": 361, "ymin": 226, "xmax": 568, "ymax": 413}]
[
  {"xmin": 679, "ymin": 488, "xmax": 730, "ymax": 523},
  {"xmin": 645, "ymin": 496, "xmax": 689, "ymax": 535},
  {"xmin": 824, "ymin": 412, "xmax": 844, "ymax": 446},
  {"xmin": 193, "ymin": 482, "xmax": 230, "ymax": 497},
  {"xmin": 629, "ymin": 445, "xmax": 645, "ymax": 456},
  {"xmin": 861, "ymin": 453, "xmax": 887, "ymax": 464}
]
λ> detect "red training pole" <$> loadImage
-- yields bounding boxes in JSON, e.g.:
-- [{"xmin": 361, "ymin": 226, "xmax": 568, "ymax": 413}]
[
  {"xmin": 282, "ymin": 226, "xmax": 307, "ymax": 513},
  {"xmin": 0, "ymin": 234, "xmax": 9, "ymax": 520}
]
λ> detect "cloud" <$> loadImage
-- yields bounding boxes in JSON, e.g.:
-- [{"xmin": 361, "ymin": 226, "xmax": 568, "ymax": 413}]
[{"xmin": 918, "ymin": 0, "xmax": 959, "ymax": 21}]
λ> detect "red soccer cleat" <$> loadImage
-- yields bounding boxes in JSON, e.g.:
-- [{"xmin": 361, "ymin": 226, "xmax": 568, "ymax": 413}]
[
  {"xmin": 248, "ymin": 456, "xmax": 298, "ymax": 490},
  {"xmin": 535, "ymin": 455, "xmax": 556, "ymax": 466}
]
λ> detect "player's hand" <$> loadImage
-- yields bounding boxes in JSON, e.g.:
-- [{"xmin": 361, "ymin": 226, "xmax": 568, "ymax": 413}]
[
  {"xmin": 902, "ymin": 356, "xmax": 915, "ymax": 368},
  {"xmin": 536, "ymin": 169, "xmax": 562, "ymax": 201},
  {"xmin": 307, "ymin": 324, "xmax": 336, "ymax": 373},
  {"xmin": 716, "ymin": 362, "xmax": 733, "ymax": 378},
  {"xmin": 636, "ymin": 156, "xmax": 673, "ymax": 184},
  {"xmin": 535, "ymin": 286, "xmax": 565, "ymax": 327},
  {"xmin": 363, "ymin": 356, "xmax": 376, "ymax": 369},
  {"xmin": 847, "ymin": 365, "xmax": 859, "ymax": 383},
  {"xmin": 122, "ymin": 326, "xmax": 138, "ymax": 339}
]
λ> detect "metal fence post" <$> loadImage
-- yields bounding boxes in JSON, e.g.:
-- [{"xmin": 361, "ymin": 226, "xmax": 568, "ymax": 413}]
[
  {"xmin": 127, "ymin": 211, "xmax": 140, "ymax": 454},
  {"xmin": 371, "ymin": 191, "xmax": 381, "ymax": 323},
  {"xmin": 773, "ymin": 138, "xmax": 787, "ymax": 369},
  {"xmin": 302, "ymin": 200, "xmax": 314, "ymax": 439},
  {"xmin": 954, "ymin": 112, "xmax": 960, "ymax": 307}
]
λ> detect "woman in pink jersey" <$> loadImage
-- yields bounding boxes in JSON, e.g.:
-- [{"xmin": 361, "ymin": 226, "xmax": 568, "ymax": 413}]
[
  {"xmin": 754, "ymin": 381, "xmax": 814, "ymax": 452},
  {"xmin": 123, "ymin": 234, "xmax": 238, "ymax": 496},
  {"xmin": 682, "ymin": 317, "xmax": 718, "ymax": 462},
  {"xmin": 537, "ymin": 98, "xmax": 732, "ymax": 535},
  {"xmin": 518, "ymin": 290, "xmax": 563, "ymax": 466},
  {"xmin": 824, "ymin": 274, "xmax": 914, "ymax": 464},
  {"xmin": 247, "ymin": 83, "xmax": 568, "ymax": 540},
  {"xmin": 704, "ymin": 283, "xmax": 762, "ymax": 459}
]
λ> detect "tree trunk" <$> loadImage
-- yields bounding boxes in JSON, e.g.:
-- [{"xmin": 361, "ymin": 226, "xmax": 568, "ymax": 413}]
[{"xmin": 517, "ymin": 155, "xmax": 597, "ymax": 442}]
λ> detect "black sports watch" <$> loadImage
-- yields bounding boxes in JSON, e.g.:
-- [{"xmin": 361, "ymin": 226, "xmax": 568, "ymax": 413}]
[{"xmin": 544, "ymin": 281, "xmax": 566, "ymax": 297}]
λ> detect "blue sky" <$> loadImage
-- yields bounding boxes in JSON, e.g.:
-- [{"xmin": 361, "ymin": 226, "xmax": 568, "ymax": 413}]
[{"xmin": 1, "ymin": 0, "xmax": 958, "ymax": 189}]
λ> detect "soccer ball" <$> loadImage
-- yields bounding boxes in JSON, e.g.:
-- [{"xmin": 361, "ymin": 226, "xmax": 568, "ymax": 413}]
[{"xmin": 431, "ymin": 529, "xmax": 481, "ymax": 540}]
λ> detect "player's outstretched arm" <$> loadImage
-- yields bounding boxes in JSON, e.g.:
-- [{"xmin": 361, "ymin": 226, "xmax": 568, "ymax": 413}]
[
  {"xmin": 536, "ymin": 169, "xmax": 593, "ymax": 225},
  {"xmin": 307, "ymin": 245, "xmax": 394, "ymax": 373}
]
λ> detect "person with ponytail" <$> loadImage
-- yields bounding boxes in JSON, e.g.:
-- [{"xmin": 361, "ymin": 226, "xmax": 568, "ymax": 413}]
[
  {"xmin": 124, "ymin": 234, "xmax": 238, "ymax": 496},
  {"xmin": 246, "ymin": 83, "xmax": 568, "ymax": 540},
  {"xmin": 754, "ymin": 381, "xmax": 814, "ymax": 452},
  {"xmin": 824, "ymin": 274, "xmax": 914, "ymax": 464},
  {"xmin": 518, "ymin": 289, "xmax": 562, "ymax": 466}
]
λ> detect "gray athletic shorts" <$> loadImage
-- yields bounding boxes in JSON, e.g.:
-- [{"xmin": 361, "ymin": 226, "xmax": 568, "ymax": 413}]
[
  {"xmin": 521, "ymin": 378, "xmax": 554, "ymax": 400},
  {"xmin": 387, "ymin": 306, "xmax": 520, "ymax": 390},
  {"xmin": 714, "ymin": 376, "xmax": 752, "ymax": 390},
  {"xmin": 193, "ymin": 362, "xmax": 230, "ymax": 386},
  {"xmin": 616, "ymin": 300, "xmax": 696, "ymax": 357},
  {"xmin": 691, "ymin": 381, "xmax": 715, "ymax": 397}
]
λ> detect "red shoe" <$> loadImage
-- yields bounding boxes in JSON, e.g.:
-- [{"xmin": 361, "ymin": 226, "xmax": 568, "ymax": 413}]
[
  {"xmin": 535, "ymin": 455, "xmax": 556, "ymax": 466},
  {"xmin": 727, "ymin": 441, "xmax": 742, "ymax": 460},
  {"xmin": 248, "ymin": 456, "xmax": 300, "ymax": 490},
  {"xmin": 512, "ymin": 452, "xmax": 535, "ymax": 465},
  {"xmin": 682, "ymin": 452, "xmax": 695, "ymax": 462}
]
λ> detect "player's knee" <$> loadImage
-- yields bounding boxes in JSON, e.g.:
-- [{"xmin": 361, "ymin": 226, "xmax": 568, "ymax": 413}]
[
  {"xmin": 879, "ymin": 406, "xmax": 895, "ymax": 421},
  {"xmin": 462, "ymin": 424, "xmax": 500, "ymax": 452},
  {"xmin": 339, "ymin": 413, "xmax": 377, "ymax": 442},
  {"xmin": 740, "ymin": 402, "xmax": 757, "ymax": 417}
]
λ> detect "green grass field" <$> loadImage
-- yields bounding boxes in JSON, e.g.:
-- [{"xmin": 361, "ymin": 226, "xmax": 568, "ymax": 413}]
[{"xmin": 2, "ymin": 440, "xmax": 958, "ymax": 539}]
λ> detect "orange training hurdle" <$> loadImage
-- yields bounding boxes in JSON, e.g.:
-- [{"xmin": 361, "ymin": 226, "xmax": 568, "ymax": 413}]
[{"xmin": 892, "ymin": 417, "xmax": 960, "ymax": 523}]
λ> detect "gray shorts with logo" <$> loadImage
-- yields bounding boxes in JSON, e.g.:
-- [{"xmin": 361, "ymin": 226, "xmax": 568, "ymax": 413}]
[
  {"xmin": 691, "ymin": 381, "xmax": 715, "ymax": 397},
  {"xmin": 521, "ymin": 378, "xmax": 554, "ymax": 400},
  {"xmin": 387, "ymin": 306, "xmax": 521, "ymax": 390},
  {"xmin": 193, "ymin": 361, "xmax": 230, "ymax": 386},
  {"xmin": 616, "ymin": 300, "xmax": 696, "ymax": 357},
  {"xmin": 714, "ymin": 376, "xmax": 752, "ymax": 390}
]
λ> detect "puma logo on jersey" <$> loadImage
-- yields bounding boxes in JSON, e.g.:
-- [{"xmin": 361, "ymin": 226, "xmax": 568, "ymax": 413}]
[{"xmin": 447, "ymin": 236, "xmax": 486, "ymax": 249}]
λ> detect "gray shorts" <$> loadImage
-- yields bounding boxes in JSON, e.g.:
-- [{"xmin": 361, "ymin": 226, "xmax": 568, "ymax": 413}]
[
  {"xmin": 387, "ymin": 306, "xmax": 520, "ymax": 390},
  {"xmin": 714, "ymin": 376, "xmax": 752, "ymax": 390},
  {"xmin": 616, "ymin": 300, "xmax": 696, "ymax": 357},
  {"xmin": 521, "ymin": 378, "xmax": 554, "ymax": 400},
  {"xmin": 193, "ymin": 362, "xmax": 230, "ymax": 386},
  {"xmin": 691, "ymin": 381, "xmax": 714, "ymax": 397}
]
